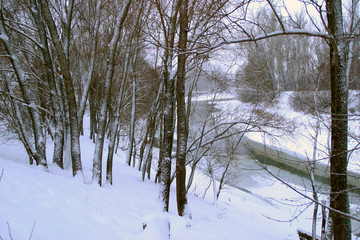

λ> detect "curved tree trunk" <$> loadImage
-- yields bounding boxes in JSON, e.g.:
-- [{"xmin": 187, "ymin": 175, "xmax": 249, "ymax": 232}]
[{"xmin": 0, "ymin": 8, "xmax": 47, "ymax": 168}]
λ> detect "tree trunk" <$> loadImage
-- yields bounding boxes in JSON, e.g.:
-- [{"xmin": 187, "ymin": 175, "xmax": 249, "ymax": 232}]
[
  {"xmin": 105, "ymin": 65, "xmax": 127, "ymax": 185},
  {"xmin": 40, "ymin": 0, "xmax": 82, "ymax": 176},
  {"xmin": 92, "ymin": 0, "xmax": 132, "ymax": 186},
  {"xmin": 106, "ymin": 25, "xmax": 136, "ymax": 184},
  {"xmin": 310, "ymin": 80, "xmax": 321, "ymax": 240},
  {"xmin": 158, "ymin": 0, "xmax": 180, "ymax": 212},
  {"xmin": 321, "ymin": 201, "xmax": 328, "ymax": 240},
  {"xmin": 211, "ymin": 168, "xmax": 217, "ymax": 206},
  {"xmin": 155, "ymin": 110, "xmax": 164, "ymax": 184},
  {"xmin": 140, "ymin": 82, "xmax": 163, "ymax": 173},
  {"xmin": 2, "ymin": 73, "xmax": 37, "ymax": 164},
  {"xmin": 217, "ymin": 157, "xmax": 231, "ymax": 200},
  {"xmin": 159, "ymin": 67, "xmax": 175, "ymax": 211},
  {"xmin": 176, "ymin": 0, "xmax": 191, "ymax": 218},
  {"xmin": 78, "ymin": 0, "xmax": 101, "ymax": 131},
  {"xmin": 126, "ymin": 57, "xmax": 138, "ymax": 166},
  {"xmin": 0, "ymin": 7, "xmax": 47, "ymax": 168},
  {"xmin": 29, "ymin": 0, "xmax": 64, "ymax": 169},
  {"xmin": 326, "ymin": 1, "xmax": 352, "ymax": 239}
]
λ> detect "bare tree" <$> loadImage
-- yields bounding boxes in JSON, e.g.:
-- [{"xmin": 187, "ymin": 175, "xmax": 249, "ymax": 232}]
[
  {"xmin": 155, "ymin": 0, "xmax": 180, "ymax": 212},
  {"xmin": 39, "ymin": 0, "xmax": 82, "ymax": 176},
  {"xmin": 208, "ymin": 1, "xmax": 358, "ymax": 237},
  {"xmin": 0, "ymin": 2, "xmax": 47, "ymax": 168},
  {"xmin": 175, "ymin": 0, "xmax": 191, "ymax": 218},
  {"xmin": 92, "ymin": 0, "xmax": 132, "ymax": 186},
  {"xmin": 77, "ymin": 0, "xmax": 102, "ymax": 132}
]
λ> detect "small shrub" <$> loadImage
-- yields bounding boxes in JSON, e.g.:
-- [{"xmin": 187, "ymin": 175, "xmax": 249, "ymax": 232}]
[
  {"xmin": 237, "ymin": 88, "xmax": 277, "ymax": 104},
  {"xmin": 290, "ymin": 91, "xmax": 330, "ymax": 115}
]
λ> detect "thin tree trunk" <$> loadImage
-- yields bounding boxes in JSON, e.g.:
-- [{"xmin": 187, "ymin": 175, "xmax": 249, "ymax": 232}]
[
  {"xmin": 29, "ymin": 0, "xmax": 64, "ymax": 169},
  {"xmin": 78, "ymin": 0, "xmax": 102, "ymax": 131},
  {"xmin": 186, "ymin": 121, "xmax": 210, "ymax": 192},
  {"xmin": 142, "ymin": 125, "xmax": 155, "ymax": 181},
  {"xmin": 132, "ymin": 139, "xmax": 137, "ymax": 167},
  {"xmin": 93, "ymin": 0, "xmax": 132, "ymax": 186},
  {"xmin": 211, "ymin": 168, "xmax": 217, "ymax": 206},
  {"xmin": 310, "ymin": 170, "xmax": 319, "ymax": 240},
  {"xmin": 155, "ymin": 110, "xmax": 164, "ymax": 184},
  {"xmin": 321, "ymin": 200, "xmax": 328, "ymax": 240},
  {"xmin": 105, "ymin": 77, "xmax": 126, "ymax": 184},
  {"xmin": 158, "ymin": 0, "xmax": 180, "ymax": 212},
  {"xmin": 139, "ymin": 81, "xmax": 163, "ymax": 172},
  {"xmin": 106, "ymin": 35, "xmax": 133, "ymax": 184},
  {"xmin": 126, "ymin": 55, "xmax": 138, "ymax": 166},
  {"xmin": 2, "ymin": 73, "xmax": 37, "ymax": 164},
  {"xmin": 217, "ymin": 157, "xmax": 231, "ymax": 199},
  {"xmin": 0, "ymin": 7, "xmax": 47, "ymax": 168},
  {"xmin": 146, "ymin": 151, "xmax": 152, "ymax": 180},
  {"xmin": 310, "ymin": 77, "xmax": 321, "ymax": 240},
  {"xmin": 89, "ymin": 87, "xmax": 97, "ymax": 143}
]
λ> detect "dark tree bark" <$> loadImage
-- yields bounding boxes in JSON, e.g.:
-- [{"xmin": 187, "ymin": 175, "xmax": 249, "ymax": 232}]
[
  {"xmin": 158, "ymin": 0, "xmax": 180, "ymax": 212},
  {"xmin": 326, "ymin": 0, "xmax": 352, "ymax": 239},
  {"xmin": 29, "ymin": 0, "xmax": 64, "ymax": 169},
  {"xmin": 0, "ymin": 5, "xmax": 47, "ymax": 168},
  {"xmin": 159, "ymin": 64, "xmax": 175, "ymax": 212},
  {"xmin": 106, "ymin": 53, "xmax": 128, "ymax": 184},
  {"xmin": 176, "ymin": 0, "xmax": 190, "ymax": 218},
  {"xmin": 39, "ymin": 0, "xmax": 82, "ymax": 176}
]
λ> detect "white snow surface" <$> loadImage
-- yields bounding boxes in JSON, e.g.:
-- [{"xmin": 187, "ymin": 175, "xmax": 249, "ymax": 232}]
[
  {"xmin": 198, "ymin": 91, "xmax": 360, "ymax": 173},
  {"xmin": 0, "ymin": 92, "xmax": 359, "ymax": 239},
  {"xmin": 0, "ymin": 139, "xmax": 302, "ymax": 240}
]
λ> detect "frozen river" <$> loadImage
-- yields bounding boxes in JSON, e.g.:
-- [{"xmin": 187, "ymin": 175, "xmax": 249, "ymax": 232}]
[{"xmin": 190, "ymin": 97, "xmax": 360, "ymax": 236}]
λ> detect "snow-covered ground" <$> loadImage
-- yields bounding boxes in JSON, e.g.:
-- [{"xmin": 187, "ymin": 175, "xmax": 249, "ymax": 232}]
[
  {"xmin": 0, "ymin": 139, "xmax": 306, "ymax": 240},
  {"xmin": 196, "ymin": 91, "xmax": 360, "ymax": 174},
  {"xmin": 0, "ymin": 91, "xmax": 359, "ymax": 239}
]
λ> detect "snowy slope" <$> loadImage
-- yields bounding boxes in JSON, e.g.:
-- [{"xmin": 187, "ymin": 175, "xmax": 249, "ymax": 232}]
[
  {"xmin": 1, "ymin": 91, "xmax": 359, "ymax": 240},
  {"xmin": 1, "ymin": 140, "xmax": 308, "ymax": 240}
]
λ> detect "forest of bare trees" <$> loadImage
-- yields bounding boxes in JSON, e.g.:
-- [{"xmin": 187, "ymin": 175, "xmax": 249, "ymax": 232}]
[{"xmin": 0, "ymin": 0, "xmax": 359, "ymax": 239}]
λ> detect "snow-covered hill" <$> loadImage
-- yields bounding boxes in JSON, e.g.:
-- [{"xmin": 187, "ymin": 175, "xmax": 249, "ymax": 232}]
[
  {"xmin": 1, "ymin": 141, "xmax": 304, "ymax": 240},
  {"xmin": 0, "ymin": 91, "xmax": 359, "ymax": 239}
]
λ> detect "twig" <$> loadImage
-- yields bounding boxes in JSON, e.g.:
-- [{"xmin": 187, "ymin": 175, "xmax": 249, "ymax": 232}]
[
  {"xmin": 0, "ymin": 168, "xmax": 4, "ymax": 181},
  {"xmin": 29, "ymin": 220, "xmax": 36, "ymax": 240},
  {"xmin": 254, "ymin": 160, "xmax": 360, "ymax": 222},
  {"xmin": 7, "ymin": 222, "xmax": 14, "ymax": 240}
]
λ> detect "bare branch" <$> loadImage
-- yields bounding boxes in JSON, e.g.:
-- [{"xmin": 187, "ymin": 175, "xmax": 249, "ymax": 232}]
[
  {"xmin": 29, "ymin": 220, "xmax": 36, "ymax": 240},
  {"xmin": 0, "ymin": 168, "xmax": 3, "ymax": 181},
  {"xmin": 265, "ymin": 0, "xmax": 285, "ymax": 32},
  {"xmin": 255, "ymin": 160, "xmax": 360, "ymax": 223},
  {"xmin": 188, "ymin": 29, "xmax": 331, "ymax": 55},
  {"xmin": 7, "ymin": 222, "xmax": 13, "ymax": 240}
]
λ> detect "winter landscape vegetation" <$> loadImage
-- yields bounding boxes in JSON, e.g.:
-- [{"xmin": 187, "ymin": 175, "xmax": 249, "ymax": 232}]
[{"xmin": 0, "ymin": 0, "xmax": 359, "ymax": 239}]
